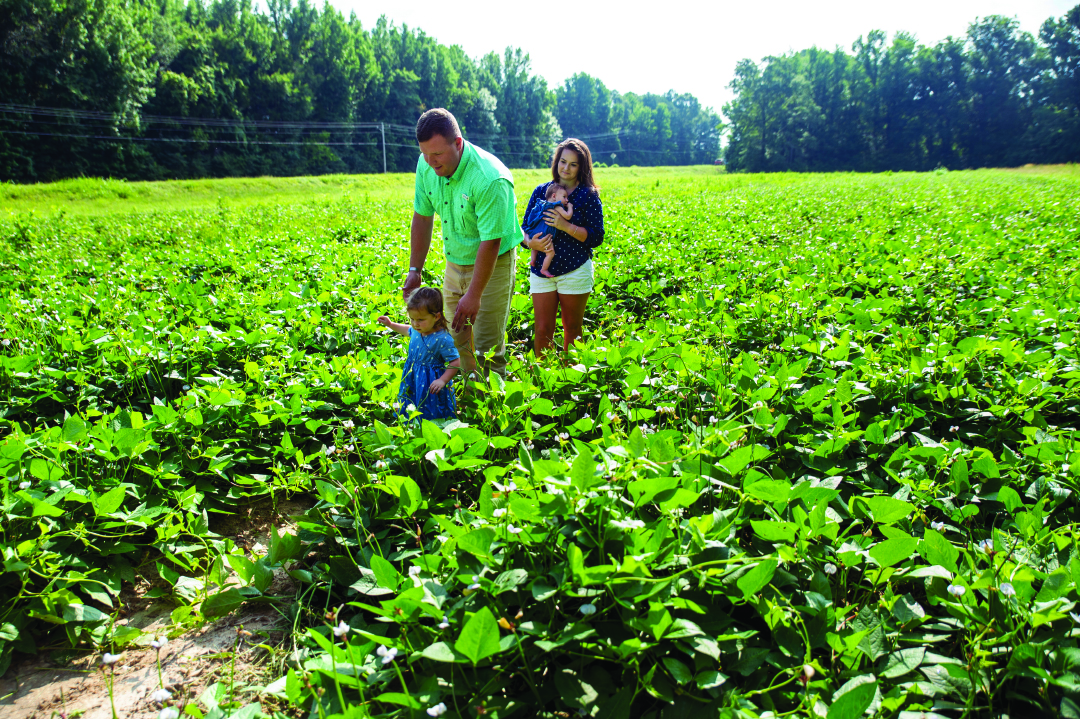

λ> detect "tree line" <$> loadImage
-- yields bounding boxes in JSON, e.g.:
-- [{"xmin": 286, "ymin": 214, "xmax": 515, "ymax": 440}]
[
  {"xmin": 723, "ymin": 7, "xmax": 1080, "ymax": 172},
  {"xmin": 0, "ymin": 0, "xmax": 721, "ymax": 183}
]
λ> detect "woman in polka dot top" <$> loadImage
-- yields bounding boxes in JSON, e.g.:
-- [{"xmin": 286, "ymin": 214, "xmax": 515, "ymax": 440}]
[{"xmin": 520, "ymin": 138, "xmax": 605, "ymax": 354}]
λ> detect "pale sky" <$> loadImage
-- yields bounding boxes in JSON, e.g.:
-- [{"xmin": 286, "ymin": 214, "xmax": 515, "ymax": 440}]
[{"xmin": 317, "ymin": 0, "xmax": 1074, "ymax": 116}]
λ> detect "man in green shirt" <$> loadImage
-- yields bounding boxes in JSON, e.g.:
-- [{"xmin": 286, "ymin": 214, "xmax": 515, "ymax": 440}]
[{"xmin": 403, "ymin": 108, "xmax": 520, "ymax": 377}]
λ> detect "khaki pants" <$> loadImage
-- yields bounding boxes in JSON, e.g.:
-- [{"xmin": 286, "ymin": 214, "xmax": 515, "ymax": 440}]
[{"xmin": 443, "ymin": 247, "xmax": 516, "ymax": 377}]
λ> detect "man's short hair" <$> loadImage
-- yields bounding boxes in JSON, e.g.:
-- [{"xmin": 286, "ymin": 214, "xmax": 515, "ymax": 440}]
[{"xmin": 416, "ymin": 109, "xmax": 462, "ymax": 143}]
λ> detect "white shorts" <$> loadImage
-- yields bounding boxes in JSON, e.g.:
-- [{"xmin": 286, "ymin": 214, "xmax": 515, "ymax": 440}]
[{"xmin": 529, "ymin": 258, "xmax": 594, "ymax": 295}]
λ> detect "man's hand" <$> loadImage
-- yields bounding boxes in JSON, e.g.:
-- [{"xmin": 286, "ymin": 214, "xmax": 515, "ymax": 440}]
[
  {"xmin": 401, "ymin": 269, "xmax": 422, "ymax": 301},
  {"xmin": 452, "ymin": 290, "xmax": 481, "ymax": 333}
]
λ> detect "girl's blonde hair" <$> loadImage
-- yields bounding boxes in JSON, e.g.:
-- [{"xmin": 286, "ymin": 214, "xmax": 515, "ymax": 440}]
[{"xmin": 406, "ymin": 287, "xmax": 449, "ymax": 332}]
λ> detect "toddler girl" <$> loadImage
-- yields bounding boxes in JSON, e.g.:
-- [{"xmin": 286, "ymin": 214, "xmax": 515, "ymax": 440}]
[
  {"xmin": 521, "ymin": 183, "xmax": 573, "ymax": 277},
  {"xmin": 378, "ymin": 287, "xmax": 460, "ymax": 420}
]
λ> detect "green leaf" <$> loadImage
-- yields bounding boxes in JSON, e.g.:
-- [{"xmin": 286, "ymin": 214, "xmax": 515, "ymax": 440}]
[
  {"xmin": 737, "ymin": 558, "xmax": 777, "ymax": 600},
  {"xmin": 744, "ymin": 479, "xmax": 790, "ymax": 504},
  {"xmin": 454, "ymin": 606, "xmax": 501, "ymax": 664},
  {"xmin": 492, "ymin": 569, "xmax": 529, "ymax": 594},
  {"xmin": 879, "ymin": 647, "xmax": 925, "ymax": 678},
  {"xmin": 457, "ymin": 528, "xmax": 496, "ymax": 561},
  {"xmin": 395, "ymin": 476, "xmax": 422, "ymax": 516},
  {"xmin": 421, "ymin": 641, "xmax": 466, "ymax": 663},
  {"xmin": 972, "ymin": 454, "xmax": 999, "ymax": 478},
  {"xmin": 998, "ymin": 486, "xmax": 1023, "ymax": 512},
  {"xmin": 916, "ymin": 528, "xmax": 959, "ymax": 573},
  {"xmin": 662, "ymin": 656, "xmax": 692, "ymax": 684},
  {"xmin": 752, "ymin": 520, "xmax": 796, "ymax": 543},
  {"xmin": 370, "ymin": 555, "xmax": 402, "ymax": 591},
  {"xmin": 864, "ymin": 496, "xmax": 914, "ymax": 525},
  {"xmin": 29, "ymin": 458, "xmax": 63, "ymax": 482},
  {"xmin": 827, "ymin": 677, "xmax": 877, "ymax": 719},
  {"xmin": 92, "ymin": 485, "xmax": 126, "ymax": 516},
  {"xmin": 950, "ymin": 458, "xmax": 970, "ymax": 493},
  {"xmin": 62, "ymin": 415, "xmax": 89, "ymax": 443},
  {"xmin": 868, "ymin": 533, "xmax": 918, "ymax": 568},
  {"xmin": 201, "ymin": 589, "xmax": 245, "ymax": 618},
  {"xmin": 570, "ymin": 450, "xmax": 596, "ymax": 490},
  {"xmin": 628, "ymin": 427, "xmax": 646, "ymax": 458},
  {"xmin": 421, "ymin": 420, "xmax": 446, "ymax": 450}
]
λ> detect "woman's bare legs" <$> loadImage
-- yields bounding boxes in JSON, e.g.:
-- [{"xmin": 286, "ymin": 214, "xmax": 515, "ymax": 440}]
[
  {"xmin": 558, "ymin": 293, "xmax": 590, "ymax": 351},
  {"xmin": 532, "ymin": 291, "xmax": 559, "ymax": 356}
]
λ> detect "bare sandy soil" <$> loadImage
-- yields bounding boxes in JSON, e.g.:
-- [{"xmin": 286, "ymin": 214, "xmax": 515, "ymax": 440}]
[{"xmin": 0, "ymin": 497, "xmax": 315, "ymax": 719}]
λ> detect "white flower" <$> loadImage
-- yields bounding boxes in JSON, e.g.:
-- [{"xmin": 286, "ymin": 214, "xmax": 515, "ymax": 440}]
[
  {"xmin": 468, "ymin": 575, "xmax": 481, "ymax": 590},
  {"xmin": 0, "ymin": 339, "xmax": 9, "ymax": 346},
  {"xmin": 324, "ymin": 445, "xmax": 336, "ymax": 456},
  {"xmin": 709, "ymin": 416, "xmax": 718, "ymax": 425},
  {"xmin": 18, "ymin": 481, "xmax": 30, "ymax": 490},
  {"xmin": 406, "ymin": 403, "xmax": 417, "ymax": 413},
  {"xmin": 182, "ymin": 384, "xmax": 190, "ymax": 391},
  {"xmin": 427, "ymin": 703, "xmax": 448, "ymax": 717},
  {"xmin": 1070, "ymin": 611, "xmax": 1080, "ymax": 624},
  {"xmin": 343, "ymin": 444, "xmax": 354, "ymax": 453},
  {"xmin": 507, "ymin": 525, "xmax": 522, "ymax": 534},
  {"xmin": 150, "ymin": 636, "xmax": 168, "ymax": 650},
  {"xmin": 343, "ymin": 420, "xmax": 355, "ymax": 429},
  {"xmin": 374, "ymin": 460, "xmax": 388, "ymax": 470},
  {"xmin": 977, "ymin": 539, "xmax": 993, "ymax": 554},
  {"xmin": 1000, "ymin": 583, "xmax": 1016, "ymax": 597},
  {"xmin": 493, "ymin": 508, "xmax": 507, "ymax": 517},
  {"xmin": 437, "ymin": 620, "xmax": 450, "ymax": 629},
  {"xmin": 823, "ymin": 563, "xmax": 837, "ymax": 576},
  {"xmin": 333, "ymin": 621, "xmax": 350, "ymax": 638},
  {"xmin": 606, "ymin": 412, "xmax": 616, "ymax": 421},
  {"xmin": 150, "ymin": 688, "xmax": 173, "ymax": 703},
  {"xmin": 493, "ymin": 481, "xmax": 517, "ymax": 492},
  {"xmin": 409, "ymin": 566, "xmax": 423, "ymax": 587},
  {"xmin": 949, "ymin": 426, "xmax": 959, "ymax": 433},
  {"xmin": 101, "ymin": 653, "xmax": 121, "ymax": 666},
  {"xmin": 803, "ymin": 664, "xmax": 816, "ymax": 680},
  {"xmin": 559, "ymin": 432, "xmax": 569, "ymax": 441},
  {"xmin": 610, "ymin": 518, "xmax": 646, "ymax": 530},
  {"xmin": 891, "ymin": 406, "xmax": 899, "ymax": 413},
  {"xmin": 607, "ymin": 393, "xmax": 618, "ymax": 400},
  {"xmin": 947, "ymin": 584, "xmax": 966, "ymax": 597},
  {"xmin": 376, "ymin": 645, "xmax": 398, "ymax": 664},
  {"xmin": 931, "ymin": 521, "xmax": 945, "ymax": 532},
  {"xmin": 630, "ymin": 390, "xmax": 641, "ymax": 400},
  {"xmin": 159, "ymin": 709, "xmax": 180, "ymax": 719},
  {"xmin": 579, "ymin": 604, "xmax": 597, "ymax": 616}
]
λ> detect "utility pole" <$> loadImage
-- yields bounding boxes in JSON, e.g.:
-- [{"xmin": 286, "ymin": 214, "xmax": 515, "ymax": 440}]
[{"xmin": 380, "ymin": 123, "xmax": 387, "ymax": 173}]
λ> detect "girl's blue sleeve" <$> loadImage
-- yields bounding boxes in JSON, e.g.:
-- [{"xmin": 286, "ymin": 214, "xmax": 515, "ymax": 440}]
[{"xmin": 440, "ymin": 333, "xmax": 459, "ymax": 362}]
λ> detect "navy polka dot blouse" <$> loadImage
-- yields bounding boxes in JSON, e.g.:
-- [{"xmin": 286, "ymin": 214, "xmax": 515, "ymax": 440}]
[{"xmin": 521, "ymin": 182, "xmax": 605, "ymax": 278}]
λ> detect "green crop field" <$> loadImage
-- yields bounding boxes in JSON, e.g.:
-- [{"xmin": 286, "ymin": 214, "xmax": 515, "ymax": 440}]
[{"xmin": 1, "ymin": 166, "xmax": 1079, "ymax": 719}]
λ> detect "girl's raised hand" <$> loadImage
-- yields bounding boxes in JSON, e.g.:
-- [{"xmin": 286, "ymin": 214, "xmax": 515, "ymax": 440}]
[{"xmin": 377, "ymin": 315, "xmax": 391, "ymax": 327}]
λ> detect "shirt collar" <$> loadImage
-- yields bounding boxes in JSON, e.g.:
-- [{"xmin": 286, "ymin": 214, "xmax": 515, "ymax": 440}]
[{"xmin": 447, "ymin": 141, "xmax": 474, "ymax": 184}]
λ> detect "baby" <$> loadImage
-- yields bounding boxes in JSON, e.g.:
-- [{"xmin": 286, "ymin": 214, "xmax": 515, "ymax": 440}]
[{"xmin": 523, "ymin": 184, "xmax": 573, "ymax": 278}]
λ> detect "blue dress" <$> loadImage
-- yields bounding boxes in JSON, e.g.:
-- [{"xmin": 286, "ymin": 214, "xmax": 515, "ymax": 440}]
[
  {"xmin": 397, "ymin": 329, "xmax": 459, "ymax": 420},
  {"xmin": 522, "ymin": 199, "xmax": 565, "ymax": 241}
]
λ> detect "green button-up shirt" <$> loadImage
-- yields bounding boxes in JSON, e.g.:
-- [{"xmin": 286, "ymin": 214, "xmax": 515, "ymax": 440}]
[{"xmin": 414, "ymin": 141, "xmax": 520, "ymax": 266}]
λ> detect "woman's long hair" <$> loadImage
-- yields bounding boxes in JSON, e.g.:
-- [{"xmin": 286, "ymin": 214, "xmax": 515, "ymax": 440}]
[{"xmin": 550, "ymin": 138, "xmax": 599, "ymax": 193}]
